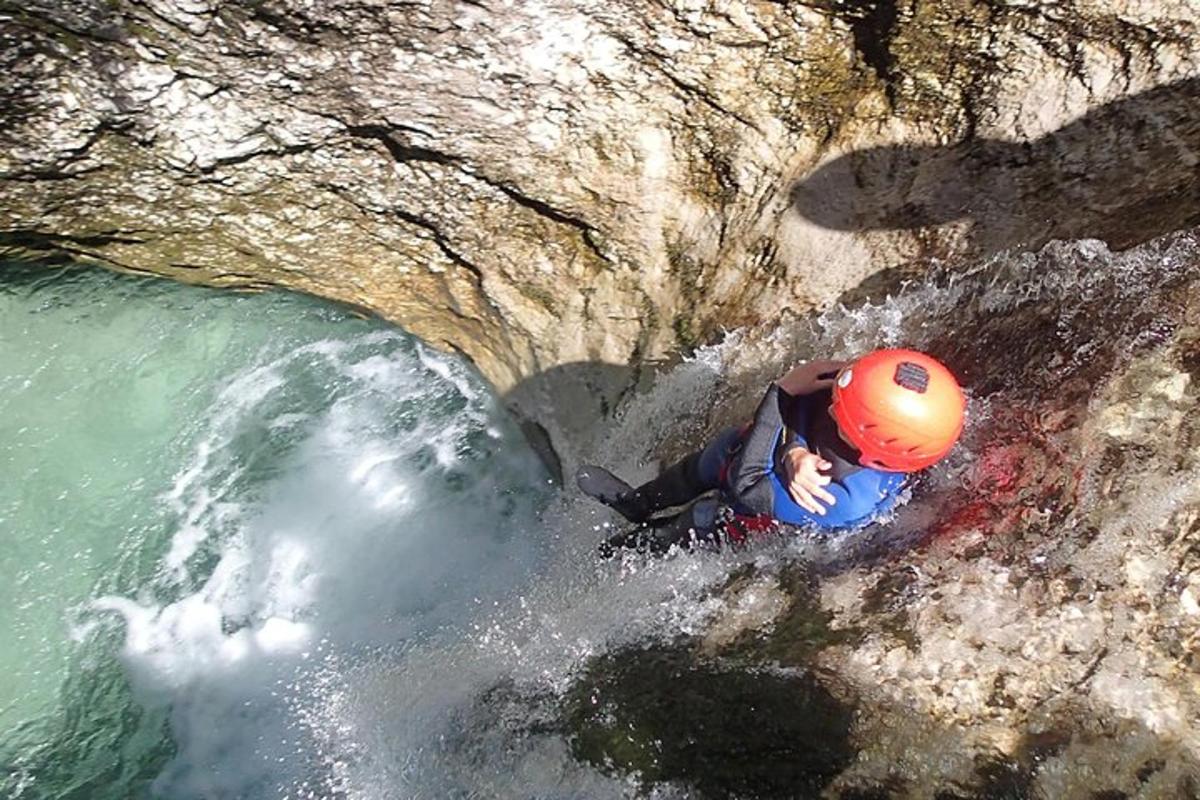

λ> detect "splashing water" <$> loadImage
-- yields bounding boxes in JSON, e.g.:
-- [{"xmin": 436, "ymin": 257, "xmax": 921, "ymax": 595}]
[
  {"xmin": 311, "ymin": 230, "xmax": 1200, "ymax": 798},
  {"xmin": 4, "ymin": 228, "xmax": 1200, "ymax": 799},
  {"xmin": 0, "ymin": 262, "xmax": 550, "ymax": 798}
]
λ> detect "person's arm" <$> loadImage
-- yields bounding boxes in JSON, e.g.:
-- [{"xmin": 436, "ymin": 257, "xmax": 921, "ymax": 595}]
[
  {"xmin": 776, "ymin": 359, "xmax": 847, "ymax": 396},
  {"xmin": 724, "ymin": 383, "xmax": 790, "ymax": 515},
  {"xmin": 726, "ymin": 361, "xmax": 847, "ymax": 516}
]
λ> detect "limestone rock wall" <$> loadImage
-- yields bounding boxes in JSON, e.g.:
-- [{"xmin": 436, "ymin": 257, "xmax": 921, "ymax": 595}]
[
  {"xmin": 551, "ymin": 229, "xmax": 1200, "ymax": 800},
  {"xmin": 2, "ymin": 1, "xmax": 1199, "ymax": 430}
]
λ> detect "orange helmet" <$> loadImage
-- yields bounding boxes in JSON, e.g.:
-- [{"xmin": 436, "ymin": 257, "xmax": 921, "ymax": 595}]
[{"xmin": 830, "ymin": 349, "xmax": 966, "ymax": 472}]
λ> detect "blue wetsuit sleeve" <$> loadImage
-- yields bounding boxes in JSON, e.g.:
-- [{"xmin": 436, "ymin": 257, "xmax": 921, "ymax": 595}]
[{"xmin": 866, "ymin": 474, "xmax": 905, "ymax": 518}]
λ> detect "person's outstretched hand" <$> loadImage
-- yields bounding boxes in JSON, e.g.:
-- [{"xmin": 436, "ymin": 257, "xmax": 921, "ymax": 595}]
[
  {"xmin": 783, "ymin": 446, "xmax": 836, "ymax": 515},
  {"xmin": 776, "ymin": 359, "xmax": 848, "ymax": 396}
]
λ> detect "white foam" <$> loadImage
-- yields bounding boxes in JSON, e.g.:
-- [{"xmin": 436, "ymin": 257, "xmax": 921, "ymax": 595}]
[{"xmin": 85, "ymin": 327, "xmax": 551, "ymax": 798}]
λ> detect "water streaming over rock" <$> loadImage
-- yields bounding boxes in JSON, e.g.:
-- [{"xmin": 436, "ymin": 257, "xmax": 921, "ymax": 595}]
[{"xmin": 3, "ymin": 228, "xmax": 1200, "ymax": 799}]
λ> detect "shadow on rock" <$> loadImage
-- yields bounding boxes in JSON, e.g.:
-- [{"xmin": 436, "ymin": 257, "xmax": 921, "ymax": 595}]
[
  {"xmin": 790, "ymin": 78, "xmax": 1200, "ymax": 256},
  {"xmin": 500, "ymin": 360, "xmax": 642, "ymax": 486}
]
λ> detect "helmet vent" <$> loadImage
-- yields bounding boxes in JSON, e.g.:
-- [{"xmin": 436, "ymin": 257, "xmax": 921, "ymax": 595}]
[{"xmin": 894, "ymin": 362, "xmax": 930, "ymax": 393}]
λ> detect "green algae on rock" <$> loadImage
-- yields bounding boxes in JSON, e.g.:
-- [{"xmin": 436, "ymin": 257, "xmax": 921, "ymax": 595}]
[{"xmin": 564, "ymin": 644, "xmax": 856, "ymax": 798}]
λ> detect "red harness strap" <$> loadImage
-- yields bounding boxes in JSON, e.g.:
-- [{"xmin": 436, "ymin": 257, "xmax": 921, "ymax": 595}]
[
  {"xmin": 715, "ymin": 423, "xmax": 775, "ymax": 545},
  {"xmin": 721, "ymin": 512, "xmax": 776, "ymax": 545}
]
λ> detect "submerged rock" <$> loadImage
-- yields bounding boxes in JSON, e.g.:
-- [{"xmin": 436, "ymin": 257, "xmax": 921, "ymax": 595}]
[{"xmin": 564, "ymin": 644, "xmax": 857, "ymax": 798}]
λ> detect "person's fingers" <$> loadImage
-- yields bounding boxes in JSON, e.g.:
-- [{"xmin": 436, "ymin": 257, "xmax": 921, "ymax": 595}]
[
  {"xmin": 788, "ymin": 484, "xmax": 825, "ymax": 515},
  {"xmin": 801, "ymin": 472, "xmax": 830, "ymax": 491},
  {"xmin": 799, "ymin": 458, "xmax": 831, "ymax": 481},
  {"xmin": 806, "ymin": 494, "xmax": 827, "ymax": 515},
  {"xmin": 796, "ymin": 474, "xmax": 836, "ymax": 505},
  {"xmin": 792, "ymin": 479, "xmax": 834, "ymax": 514},
  {"xmin": 789, "ymin": 453, "xmax": 841, "ymax": 514},
  {"xmin": 811, "ymin": 484, "xmax": 837, "ymax": 506},
  {"xmin": 801, "ymin": 494, "xmax": 825, "ymax": 515}
]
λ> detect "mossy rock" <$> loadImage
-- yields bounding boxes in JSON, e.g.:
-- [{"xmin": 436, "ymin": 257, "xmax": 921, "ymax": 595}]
[{"xmin": 564, "ymin": 643, "xmax": 857, "ymax": 798}]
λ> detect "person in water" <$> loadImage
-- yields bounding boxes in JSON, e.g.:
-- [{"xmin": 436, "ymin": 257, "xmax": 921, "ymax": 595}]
[{"xmin": 576, "ymin": 349, "xmax": 967, "ymax": 555}]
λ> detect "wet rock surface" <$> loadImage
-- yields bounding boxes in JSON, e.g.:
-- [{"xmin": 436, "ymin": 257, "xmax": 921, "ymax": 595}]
[
  {"xmin": 4, "ymin": 3, "xmax": 1200, "ymax": 796},
  {"xmin": 564, "ymin": 645, "xmax": 857, "ymax": 798},
  {"xmin": 2, "ymin": 1, "xmax": 1199, "ymax": 448},
  {"xmin": 543, "ymin": 230, "xmax": 1200, "ymax": 798}
]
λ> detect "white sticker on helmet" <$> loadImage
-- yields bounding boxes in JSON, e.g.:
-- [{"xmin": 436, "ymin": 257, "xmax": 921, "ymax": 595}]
[{"xmin": 838, "ymin": 369, "xmax": 853, "ymax": 388}]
